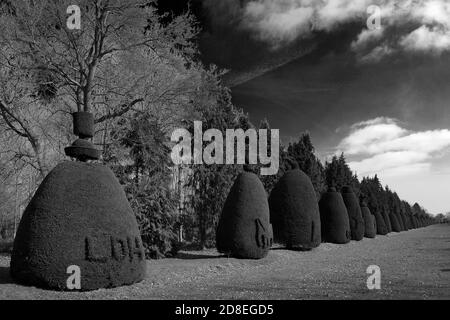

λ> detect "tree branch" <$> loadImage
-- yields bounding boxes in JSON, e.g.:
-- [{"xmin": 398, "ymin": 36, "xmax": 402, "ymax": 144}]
[{"xmin": 95, "ymin": 98, "xmax": 143, "ymax": 123}]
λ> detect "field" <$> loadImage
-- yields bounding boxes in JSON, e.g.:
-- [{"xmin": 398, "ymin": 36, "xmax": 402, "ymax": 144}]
[{"xmin": 0, "ymin": 224, "xmax": 449, "ymax": 300}]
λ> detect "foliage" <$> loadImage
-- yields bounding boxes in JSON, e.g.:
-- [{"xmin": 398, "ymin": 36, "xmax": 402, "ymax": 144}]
[
  {"xmin": 286, "ymin": 133, "xmax": 326, "ymax": 199},
  {"xmin": 106, "ymin": 114, "xmax": 180, "ymax": 259},
  {"xmin": 325, "ymin": 154, "xmax": 360, "ymax": 195},
  {"xmin": 183, "ymin": 71, "xmax": 247, "ymax": 248}
]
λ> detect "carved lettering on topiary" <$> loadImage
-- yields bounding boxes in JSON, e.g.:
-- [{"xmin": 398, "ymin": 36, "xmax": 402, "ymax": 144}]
[
  {"xmin": 86, "ymin": 235, "xmax": 144, "ymax": 263},
  {"xmin": 85, "ymin": 237, "xmax": 108, "ymax": 263},
  {"xmin": 111, "ymin": 237, "xmax": 127, "ymax": 262},
  {"xmin": 127, "ymin": 236, "xmax": 145, "ymax": 262},
  {"xmin": 255, "ymin": 219, "xmax": 272, "ymax": 249}
]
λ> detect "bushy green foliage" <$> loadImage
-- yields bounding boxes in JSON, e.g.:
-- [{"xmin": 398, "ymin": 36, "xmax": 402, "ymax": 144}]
[
  {"xmin": 286, "ymin": 133, "xmax": 326, "ymax": 199},
  {"xmin": 132, "ymin": 184, "xmax": 180, "ymax": 259},
  {"xmin": 325, "ymin": 154, "xmax": 360, "ymax": 195},
  {"xmin": 184, "ymin": 73, "xmax": 248, "ymax": 248},
  {"xmin": 107, "ymin": 114, "xmax": 180, "ymax": 259}
]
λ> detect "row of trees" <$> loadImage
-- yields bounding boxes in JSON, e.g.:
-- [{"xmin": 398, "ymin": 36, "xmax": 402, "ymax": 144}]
[
  {"xmin": 0, "ymin": 1, "xmax": 436, "ymax": 258},
  {"xmin": 179, "ymin": 117, "xmax": 434, "ymax": 250}
]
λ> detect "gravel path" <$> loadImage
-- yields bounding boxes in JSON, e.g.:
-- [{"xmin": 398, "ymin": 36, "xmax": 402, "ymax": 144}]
[{"xmin": 1, "ymin": 224, "xmax": 449, "ymax": 300}]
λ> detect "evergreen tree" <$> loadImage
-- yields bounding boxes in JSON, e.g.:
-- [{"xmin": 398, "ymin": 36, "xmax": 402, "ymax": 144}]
[
  {"xmin": 325, "ymin": 153, "xmax": 359, "ymax": 194},
  {"xmin": 257, "ymin": 118, "xmax": 287, "ymax": 194},
  {"xmin": 185, "ymin": 75, "xmax": 249, "ymax": 248},
  {"xmin": 107, "ymin": 114, "xmax": 180, "ymax": 259},
  {"xmin": 286, "ymin": 133, "xmax": 326, "ymax": 199}
]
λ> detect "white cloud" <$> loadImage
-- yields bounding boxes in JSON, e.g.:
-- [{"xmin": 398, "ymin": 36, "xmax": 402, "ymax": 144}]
[
  {"xmin": 400, "ymin": 26, "xmax": 450, "ymax": 53},
  {"xmin": 244, "ymin": 2, "xmax": 314, "ymax": 46},
  {"xmin": 241, "ymin": 0, "xmax": 372, "ymax": 47},
  {"xmin": 338, "ymin": 117, "xmax": 450, "ymax": 177},
  {"xmin": 348, "ymin": 151, "xmax": 430, "ymax": 176},
  {"xmin": 351, "ymin": 27, "xmax": 386, "ymax": 51},
  {"xmin": 237, "ymin": 0, "xmax": 450, "ymax": 58}
]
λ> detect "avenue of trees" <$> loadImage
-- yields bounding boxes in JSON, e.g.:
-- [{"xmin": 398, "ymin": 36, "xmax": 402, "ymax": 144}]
[{"xmin": 0, "ymin": 0, "xmax": 437, "ymax": 257}]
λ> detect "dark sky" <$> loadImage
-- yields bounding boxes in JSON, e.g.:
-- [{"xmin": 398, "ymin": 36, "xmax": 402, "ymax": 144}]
[
  {"xmin": 232, "ymin": 48, "xmax": 450, "ymax": 149},
  {"xmin": 158, "ymin": 0, "xmax": 450, "ymax": 213}
]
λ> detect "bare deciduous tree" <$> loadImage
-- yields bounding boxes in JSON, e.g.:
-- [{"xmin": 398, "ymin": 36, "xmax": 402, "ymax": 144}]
[
  {"xmin": 0, "ymin": 0, "xmax": 201, "ymax": 177},
  {"xmin": 0, "ymin": 0, "xmax": 211, "ymax": 236}
]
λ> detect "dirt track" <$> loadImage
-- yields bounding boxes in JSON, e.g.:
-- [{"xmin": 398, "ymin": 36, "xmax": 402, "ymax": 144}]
[{"xmin": 0, "ymin": 224, "xmax": 449, "ymax": 300}]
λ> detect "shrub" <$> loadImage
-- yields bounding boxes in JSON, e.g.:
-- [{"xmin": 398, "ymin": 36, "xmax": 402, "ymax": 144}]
[
  {"xmin": 269, "ymin": 169, "xmax": 321, "ymax": 250},
  {"xmin": 319, "ymin": 187, "xmax": 351, "ymax": 244},
  {"xmin": 360, "ymin": 201, "xmax": 376, "ymax": 238},
  {"xmin": 11, "ymin": 162, "xmax": 146, "ymax": 291},
  {"xmin": 373, "ymin": 209, "xmax": 388, "ymax": 235},
  {"xmin": 382, "ymin": 209, "xmax": 392, "ymax": 233},
  {"xmin": 133, "ymin": 186, "xmax": 180, "ymax": 259},
  {"xmin": 108, "ymin": 114, "xmax": 181, "ymax": 259},
  {"xmin": 400, "ymin": 212, "xmax": 409, "ymax": 231},
  {"xmin": 216, "ymin": 172, "xmax": 273, "ymax": 259},
  {"xmin": 396, "ymin": 212, "xmax": 405, "ymax": 231},
  {"xmin": 389, "ymin": 212, "xmax": 402, "ymax": 232},
  {"xmin": 341, "ymin": 186, "xmax": 365, "ymax": 241}
]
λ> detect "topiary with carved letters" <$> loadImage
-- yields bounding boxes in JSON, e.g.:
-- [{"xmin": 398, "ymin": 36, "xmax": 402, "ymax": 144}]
[
  {"xmin": 319, "ymin": 187, "xmax": 351, "ymax": 244},
  {"xmin": 10, "ymin": 161, "xmax": 146, "ymax": 291},
  {"xmin": 341, "ymin": 186, "xmax": 365, "ymax": 241},
  {"xmin": 360, "ymin": 201, "xmax": 376, "ymax": 238},
  {"xmin": 269, "ymin": 169, "xmax": 321, "ymax": 250},
  {"xmin": 216, "ymin": 172, "xmax": 273, "ymax": 259}
]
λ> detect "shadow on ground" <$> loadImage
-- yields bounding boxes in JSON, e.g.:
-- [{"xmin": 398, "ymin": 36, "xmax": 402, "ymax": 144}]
[
  {"xmin": 175, "ymin": 252, "xmax": 225, "ymax": 260},
  {"xmin": 270, "ymin": 247, "xmax": 287, "ymax": 251},
  {"xmin": 0, "ymin": 267, "xmax": 13, "ymax": 285}
]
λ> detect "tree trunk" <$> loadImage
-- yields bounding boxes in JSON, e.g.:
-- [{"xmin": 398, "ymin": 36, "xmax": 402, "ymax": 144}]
[{"xmin": 33, "ymin": 140, "xmax": 50, "ymax": 179}]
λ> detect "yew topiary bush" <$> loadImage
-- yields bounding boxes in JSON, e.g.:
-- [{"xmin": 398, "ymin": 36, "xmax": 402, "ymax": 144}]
[
  {"xmin": 373, "ymin": 209, "xmax": 388, "ymax": 235},
  {"xmin": 341, "ymin": 186, "xmax": 365, "ymax": 241},
  {"xmin": 361, "ymin": 201, "xmax": 376, "ymax": 238},
  {"xmin": 216, "ymin": 172, "xmax": 273, "ymax": 259},
  {"xmin": 396, "ymin": 212, "xmax": 405, "ymax": 231},
  {"xmin": 382, "ymin": 209, "xmax": 392, "ymax": 233},
  {"xmin": 319, "ymin": 187, "xmax": 351, "ymax": 244},
  {"xmin": 400, "ymin": 213, "xmax": 409, "ymax": 231},
  {"xmin": 269, "ymin": 169, "xmax": 321, "ymax": 250},
  {"xmin": 389, "ymin": 212, "xmax": 402, "ymax": 232},
  {"xmin": 11, "ymin": 162, "xmax": 147, "ymax": 291}
]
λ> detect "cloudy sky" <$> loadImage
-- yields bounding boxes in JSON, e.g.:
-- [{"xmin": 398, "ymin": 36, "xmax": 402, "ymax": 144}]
[{"xmin": 160, "ymin": 0, "xmax": 450, "ymax": 214}]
